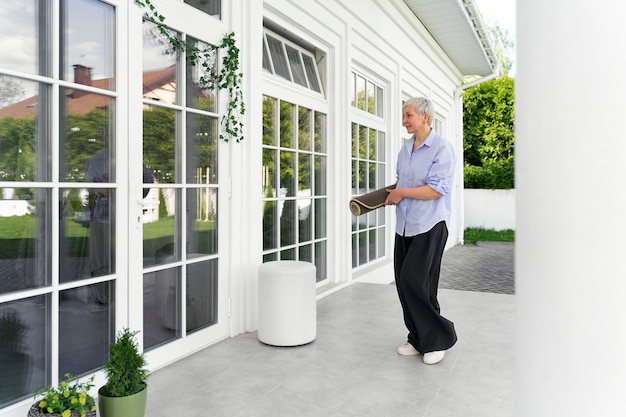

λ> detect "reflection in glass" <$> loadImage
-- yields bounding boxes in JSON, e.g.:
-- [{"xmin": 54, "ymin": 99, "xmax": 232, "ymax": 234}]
[
  {"xmin": 0, "ymin": 78, "xmax": 50, "ymax": 182},
  {"xmin": 62, "ymin": 0, "xmax": 115, "ymax": 90},
  {"xmin": 186, "ymin": 37, "xmax": 217, "ymax": 112},
  {"xmin": 0, "ymin": 296, "xmax": 47, "ymax": 407},
  {"xmin": 0, "ymin": 188, "xmax": 50, "ymax": 294},
  {"xmin": 144, "ymin": 267, "xmax": 180, "ymax": 350},
  {"xmin": 59, "ymin": 284, "xmax": 114, "ymax": 377},
  {"xmin": 0, "ymin": 0, "xmax": 49, "ymax": 75},
  {"xmin": 186, "ymin": 113, "xmax": 217, "ymax": 184},
  {"xmin": 314, "ymin": 112, "xmax": 326, "ymax": 153},
  {"xmin": 314, "ymin": 155, "xmax": 326, "ymax": 196},
  {"xmin": 60, "ymin": 89, "xmax": 114, "ymax": 183},
  {"xmin": 143, "ymin": 188, "xmax": 180, "ymax": 267},
  {"xmin": 280, "ymin": 151, "xmax": 295, "ymax": 197},
  {"xmin": 142, "ymin": 21, "xmax": 178, "ymax": 104},
  {"xmin": 298, "ymin": 154, "xmax": 311, "ymax": 194},
  {"xmin": 299, "ymin": 244, "xmax": 312, "ymax": 263},
  {"xmin": 314, "ymin": 198, "xmax": 326, "ymax": 240},
  {"xmin": 187, "ymin": 188, "xmax": 217, "ymax": 257},
  {"xmin": 143, "ymin": 105, "xmax": 176, "ymax": 184},
  {"xmin": 262, "ymin": 96, "xmax": 276, "ymax": 146},
  {"xmin": 298, "ymin": 198, "xmax": 311, "ymax": 243},
  {"xmin": 262, "ymin": 201, "xmax": 277, "ymax": 250},
  {"xmin": 186, "ymin": 259, "xmax": 218, "ymax": 333},
  {"xmin": 60, "ymin": 188, "xmax": 115, "ymax": 284},
  {"xmin": 280, "ymin": 200, "xmax": 296, "ymax": 246},
  {"xmin": 184, "ymin": 0, "xmax": 221, "ymax": 17},
  {"xmin": 279, "ymin": 101, "xmax": 295, "ymax": 148},
  {"xmin": 315, "ymin": 240, "xmax": 326, "ymax": 282},
  {"xmin": 298, "ymin": 107, "xmax": 311, "ymax": 151},
  {"xmin": 262, "ymin": 148, "xmax": 276, "ymax": 198}
]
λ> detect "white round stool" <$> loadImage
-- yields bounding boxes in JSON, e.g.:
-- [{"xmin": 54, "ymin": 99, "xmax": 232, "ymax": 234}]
[{"xmin": 258, "ymin": 261, "xmax": 317, "ymax": 346}]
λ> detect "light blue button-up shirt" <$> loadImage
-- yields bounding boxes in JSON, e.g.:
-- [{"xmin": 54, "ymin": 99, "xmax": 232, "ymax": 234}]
[{"xmin": 394, "ymin": 129, "xmax": 456, "ymax": 236}]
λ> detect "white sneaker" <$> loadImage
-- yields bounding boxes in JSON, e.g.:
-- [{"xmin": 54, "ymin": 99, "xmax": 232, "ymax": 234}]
[
  {"xmin": 423, "ymin": 350, "xmax": 445, "ymax": 365},
  {"xmin": 397, "ymin": 342, "xmax": 420, "ymax": 356}
]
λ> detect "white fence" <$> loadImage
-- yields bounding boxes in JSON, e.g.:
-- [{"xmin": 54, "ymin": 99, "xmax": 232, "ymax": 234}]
[{"xmin": 464, "ymin": 189, "xmax": 515, "ymax": 230}]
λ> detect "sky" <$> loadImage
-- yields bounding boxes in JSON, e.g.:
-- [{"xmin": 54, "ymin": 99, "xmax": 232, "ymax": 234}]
[
  {"xmin": 475, "ymin": 0, "xmax": 516, "ymax": 38},
  {"xmin": 474, "ymin": 0, "xmax": 516, "ymax": 74}
]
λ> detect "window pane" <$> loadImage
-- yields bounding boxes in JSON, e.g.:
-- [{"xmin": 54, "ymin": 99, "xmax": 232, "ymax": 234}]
[
  {"xmin": 262, "ymin": 201, "xmax": 277, "ymax": 250},
  {"xmin": 377, "ymin": 131, "xmax": 386, "ymax": 161},
  {"xmin": 280, "ymin": 200, "xmax": 296, "ymax": 246},
  {"xmin": 280, "ymin": 151, "xmax": 295, "ymax": 197},
  {"xmin": 369, "ymin": 128, "xmax": 376, "ymax": 160},
  {"xmin": 143, "ymin": 21, "xmax": 178, "ymax": 105},
  {"xmin": 60, "ymin": 188, "xmax": 115, "ymax": 283},
  {"xmin": 314, "ymin": 198, "xmax": 326, "ymax": 239},
  {"xmin": 143, "ymin": 188, "xmax": 181, "ymax": 267},
  {"xmin": 0, "ymin": 296, "xmax": 48, "ymax": 407},
  {"xmin": 356, "ymin": 75, "xmax": 366, "ymax": 111},
  {"xmin": 187, "ymin": 259, "xmax": 218, "ymax": 333},
  {"xmin": 358, "ymin": 231, "xmax": 367, "ymax": 265},
  {"xmin": 0, "ymin": 188, "xmax": 50, "ymax": 293},
  {"xmin": 314, "ymin": 155, "xmax": 326, "ymax": 196},
  {"xmin": 299, "ymin": 244, "xmax": 312, "ymax": 262},
  {"xmin": 0, "ymin": 78, "xmax": 50, "ymax": 182},
  {"xmin": 298, "ymin": 198, "xmax": 311, "ymax": 243},
  {"xmin": 298, "ymin": 154, "xmax": 311, "ymax": 194},
  {"xmin": 262, "ymin": 39, "xmax": 272, "ymax": 73},
  {"xmin": 266, "ymin": 35, "xmax": 290, "ymax": 80},
  {"xmin": 186, "ymin": 113, "xmax": 218, "ymax": 184},
  {"xmin": 186, "ymin": 188, "xmax": 217, "ymax": 256},
  {"xmin": 184, "ymin": 0, "xmax": 221, "ymax": 17},
  {"xmin": 285, "ymin": 45, "xmax": 307, "ymax": 87},
  {"xmin": 59, "ymin": 284, "xmax": 114, "ymax": 376},
  {"xmin": 262, "ymin": 96, "xmax": 276, "ymax": 146},
  {"xmin": 186, "ymin": 37, "xmax": 217, "ymax": 112},
  {"xmin": 369, "ymin": 229, "xmax": 377, "ymax": 261},
  {"xmin": 302, "ymin": 55, "xmax": 321, "ymax": 93},
  {"xmin": 351, "ymin": 233, "xmax": 358, "ymax": 268},
  {"xmin": 143, "ymin": 105, "xmax": 177, "ymax": 184},
  {"xmin": 298, "ymin": 107, "xmax": 311, "ymax": 151},
  {"xmin": 144, "ymin": 267, "xmax": 180, "ymax": 350},
  {"xmin": 314, "ymin": 240, "xmax": 326, "ymax": 282},
  {"xmin": 366, "ymin": 81, "xmax": 375, "ymax": 114},
  {"xmin": 262, "ymin": 148, "xmax": 276, "ymax": 198},
  {"xmin": 279, "ymin": 101, "xmax": 295, "ymax": 148},
  {"xmin": 314, "ymin": 112, "xmax": 326, "ymax": 153},
  {"xmin": 0, "ymin": 0, "xmax": 50, "ymax": 75},
  {"xmin": 62, "ymin": 0, "xmax": 115, "ymax": 91},
  {"xmin": 60, "ymin": 90, "xmax": 114, "ymax": 183},
  {"xmin": 376, "ymin": 86, "xmax": 384, "ymax": 117}
]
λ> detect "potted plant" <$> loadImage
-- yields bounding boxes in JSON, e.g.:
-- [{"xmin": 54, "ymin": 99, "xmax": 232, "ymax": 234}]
[
  {"xmin": 29, "ymin": 374, "xmax": 96, "ymax": 417},
  {"xmin": 97, "ymin": 328, "xmax": 148, "ymax": 417},
  {"xmin": 0, "ymin": 307, "xmax": 33, "ymax": 402}
]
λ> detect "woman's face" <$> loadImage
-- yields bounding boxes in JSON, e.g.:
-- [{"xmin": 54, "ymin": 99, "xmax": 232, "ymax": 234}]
[{"xmin": 402, "ymin": 106, "xmax": 429, "ymax": 134}]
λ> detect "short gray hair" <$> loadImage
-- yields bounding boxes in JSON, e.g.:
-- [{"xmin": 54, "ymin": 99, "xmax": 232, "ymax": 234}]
[{"xmin": 403, "ymin": 97, "xmax": 435, "ymax": 126}]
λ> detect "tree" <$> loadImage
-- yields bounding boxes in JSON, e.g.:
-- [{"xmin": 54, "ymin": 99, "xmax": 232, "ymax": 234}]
[
  {"xmin": 489, "ymin": 24, "xmax": 515, "ymax": 76},
  {"xmin": 463, "ymin": 76, "xmax": 515, "ymax": 189}
]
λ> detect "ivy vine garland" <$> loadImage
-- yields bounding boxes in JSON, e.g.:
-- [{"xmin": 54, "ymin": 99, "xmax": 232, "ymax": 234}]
[{"xmin": 135, "ymin": 0, "xmax": 245, "ymax": 143}]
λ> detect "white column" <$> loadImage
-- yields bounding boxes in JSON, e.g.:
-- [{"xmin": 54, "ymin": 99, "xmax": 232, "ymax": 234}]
[{"xmin": 517, "ymin": 1, "xmax": 626, "ymax": 415}]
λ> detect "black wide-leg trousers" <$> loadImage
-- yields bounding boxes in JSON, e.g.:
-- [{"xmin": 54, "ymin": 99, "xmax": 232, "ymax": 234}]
[{"xmin": 394, "ymin": 221, "xmax": 457, "ymax": 353}]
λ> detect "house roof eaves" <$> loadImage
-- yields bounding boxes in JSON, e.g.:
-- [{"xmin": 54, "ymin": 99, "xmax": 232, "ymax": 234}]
[{"xmin": 403, "ymin": 0, "xmax": 499, "ymax": 77}]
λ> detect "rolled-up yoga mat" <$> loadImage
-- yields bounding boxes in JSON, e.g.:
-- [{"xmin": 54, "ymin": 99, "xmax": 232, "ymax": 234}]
[{"xmin": 349, "ymin": 184, "xmax": 396, "ymax": 216}]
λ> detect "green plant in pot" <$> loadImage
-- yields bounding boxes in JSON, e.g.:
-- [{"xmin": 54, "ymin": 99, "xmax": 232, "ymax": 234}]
[{"xmin": 98, "ymin": 328, "xmax": 148, "ymax": 417}]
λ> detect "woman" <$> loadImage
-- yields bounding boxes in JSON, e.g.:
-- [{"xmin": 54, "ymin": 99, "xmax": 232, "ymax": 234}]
[{"xmin": 384, "ymin": 97, "xmax": 457, "ymax": 365}]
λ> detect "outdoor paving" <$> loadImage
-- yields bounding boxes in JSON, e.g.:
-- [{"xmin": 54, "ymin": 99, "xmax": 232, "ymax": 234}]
[
  {"xmin": 145, "ymin": 241, "xmax": 516, "ymax": 417},
  {"xmin": 440, "ymin": 241, "xmax": 514, "ymax": 294}
]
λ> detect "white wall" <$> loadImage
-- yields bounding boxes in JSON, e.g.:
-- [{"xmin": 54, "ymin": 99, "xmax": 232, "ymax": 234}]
[
  {"xmin": 517, "ymin": 0, "xmax": 626, "ymax": 415},
  {"xmin": 464, "ymin": 189, "xmax": 515, "ymax": 230}
]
